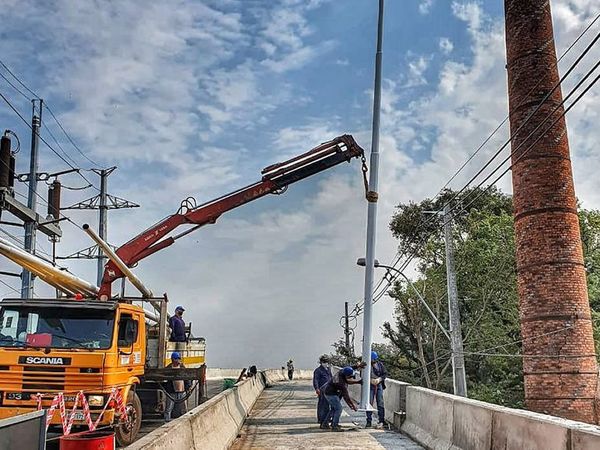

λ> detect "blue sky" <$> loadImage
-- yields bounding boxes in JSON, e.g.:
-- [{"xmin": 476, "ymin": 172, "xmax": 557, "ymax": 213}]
[{"xmin": 0, "ymin": 0, "xmax": 598, "ymax": 368}]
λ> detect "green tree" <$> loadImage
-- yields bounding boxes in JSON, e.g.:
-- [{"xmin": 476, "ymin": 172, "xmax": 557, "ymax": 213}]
[
  {"xmin": 385, "ymin": 187, "xmax": 521, "ymax": 406},
  {"xmin": 331, "ymin": 188, "xmax": 600, "ymax": 409}
]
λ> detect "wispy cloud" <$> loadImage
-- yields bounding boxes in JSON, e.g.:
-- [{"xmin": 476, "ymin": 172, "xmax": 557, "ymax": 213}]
[
  {"xmin": 439, "ymin": 37, "xmax": 455, "ymax": 54},
  {"xmin": 419, "ymin": 0, "xmax": 434, "ymax": 15}
]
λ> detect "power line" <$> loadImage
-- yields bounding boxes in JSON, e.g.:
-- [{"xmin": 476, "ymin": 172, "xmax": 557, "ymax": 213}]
[
  {"xmin": 0, "ymin": 278, "xmax": 21, "ymax": 296},
  {"xmin": 44, "ymin": 105, "xmax": 101, "ymax": 168},
  {"xmin": 41, "ymin": 119, "xmax": 84, "ymax": 169},
  {"xmin": 381, "ymin": 15, "xmax": 600, "ymax": 271},
  {"xmin": 359, "ymin": 60, "xmax": 599, "ymax": 320},
  {"xmin": 0, "ymin": 58, "xmax": 102, "ymax": 172},
  {"xmin": 347, "ymin": 28, "xmax": 600, "ymax": 322},
  {"xmin": 372, "ymin": 43, "xmax": 600, "ymax": 309},
  {"xmin": 0, "ymin": 70, "xmax": 32, "ymax": 103},
  {"xmin": 0, "ymin": 60, "xmax": 40, "ymax": 99},
  {"xmin": 0, "ymin": 94, "xmax": 100, "ymax": 246},
  {"xmin": 0, "ymin": 90, "xmax": 100, "ymax": 192}
]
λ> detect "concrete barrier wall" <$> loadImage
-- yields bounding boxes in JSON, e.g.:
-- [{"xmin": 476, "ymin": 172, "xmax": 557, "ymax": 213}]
[
  {"xmin": 127, "ymin": 368, "xmax": 311, "ymax": 450},
  {"xmin": 346, "ymin": 370, "xmax": 600, "ymax": 450},
  {"xmin": 205, "ymin": 368, "xmax": 245, "ymax": 379},
  {"xmin": 206, "ymin": 367, "xmax": 313, "ymax": 380},
  {"xmin": 346, "ymin": 376, "xmax": 409, "ymax": 425},
  {"xmin": 397, "ymin": 385, "xmax": 600, "ymax": 450}
]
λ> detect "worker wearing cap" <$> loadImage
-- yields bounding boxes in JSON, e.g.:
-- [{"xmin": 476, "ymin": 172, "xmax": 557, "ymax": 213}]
[
  {"xmin": 313, "ymin": 354, "xmax": 333, "ymax": 428},
  {"xmin": 164, "ymin": 351, "xmax": 190, "ymax": 421},
  {"xmin": 366, "ymin": 351, "xmax": 387, "ymax": 428},
  {"xmin": 168, "ymin": 305, "xmax": 186, "ymax": 342},
  {"xmin": 322, "ymin": 366, "xmax": 359, "ymax": 431}
]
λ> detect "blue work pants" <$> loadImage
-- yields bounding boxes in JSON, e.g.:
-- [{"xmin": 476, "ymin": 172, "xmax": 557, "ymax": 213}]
[
  {"xmin": 317, "ymin": 393, "xmax": 330, "ymax": 424},
  {"xmin": 324, "ymin": 394, "xmax": 343, "ymax": 427},
  {"xmin": 366, "ymin": 384, "xmax": 385, "ymax": 424}
]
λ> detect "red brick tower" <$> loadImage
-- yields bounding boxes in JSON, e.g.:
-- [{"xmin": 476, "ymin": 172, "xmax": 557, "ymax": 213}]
[{"xmin": 504, "ymin": 0, "xmax": 598, "ymax": 423}]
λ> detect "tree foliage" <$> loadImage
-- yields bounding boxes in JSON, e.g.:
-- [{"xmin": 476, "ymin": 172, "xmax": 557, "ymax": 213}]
[{"xmin": 333, "ymin": 187, "xmax": 600, "ymax": 408}]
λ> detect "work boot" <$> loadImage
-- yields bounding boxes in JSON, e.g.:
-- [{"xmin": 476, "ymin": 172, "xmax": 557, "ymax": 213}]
[
  {"xmin": 331, "ymin": 425, "xmax": 344, "ymax": 432},
  {"xmin": 365, "ymin": 421, "xmax": 372, "ymax": 428},
  {"xmin": 320, "ymin": 423, "xmax": 330, "ymax": 429}
]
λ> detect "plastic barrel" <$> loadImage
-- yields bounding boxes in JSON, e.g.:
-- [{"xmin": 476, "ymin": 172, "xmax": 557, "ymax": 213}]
[{"xmin": 59, "ymin": 431, "xmax": 115, "ymax": 450}]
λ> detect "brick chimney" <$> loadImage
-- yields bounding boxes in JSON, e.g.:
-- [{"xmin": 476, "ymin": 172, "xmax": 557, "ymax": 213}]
[{"xmin": 504, "ymin": 0, "xmax": 598, "ymax": 423}]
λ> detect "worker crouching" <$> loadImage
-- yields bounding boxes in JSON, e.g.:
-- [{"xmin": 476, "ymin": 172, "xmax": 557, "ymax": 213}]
[{"xmin": 322, "ymin": 366, "xmax": 361, "ymax": 431}]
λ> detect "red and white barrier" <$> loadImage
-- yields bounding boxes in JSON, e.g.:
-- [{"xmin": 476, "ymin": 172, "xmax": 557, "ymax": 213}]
[{"xmin": 35, "ymin": 387, "xmax": 129, "ymax": 435}]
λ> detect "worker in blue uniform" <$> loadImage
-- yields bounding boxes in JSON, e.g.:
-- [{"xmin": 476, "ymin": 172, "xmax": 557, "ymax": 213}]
[{"xmin": 313, "ymin": 354, "xmax": 333, "ymax": 428}]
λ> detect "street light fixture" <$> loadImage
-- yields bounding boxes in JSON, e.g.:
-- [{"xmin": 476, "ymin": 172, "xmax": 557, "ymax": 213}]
[{"xmin": 356, "ymin": 258, "xmax": 450, "ymax": 340}]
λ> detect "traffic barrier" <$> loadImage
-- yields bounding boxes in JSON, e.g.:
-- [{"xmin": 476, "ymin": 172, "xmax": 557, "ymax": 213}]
[
  {"xmin": 35, "ymin": 387, "xmax": 127, "ymax": 435},
  {"xmin": 397, "ymin": 384, "xmax": 600, "ymax": 450},
  {"xmin": 402, "ymin": 387, "xmax": 454, "ymax": 450},
  {"xmin": 347, "ymin": 371, "xmax": 600, "ymax": 450},
  {"xmin": 126, "ymin": 368, "xmax": 311, "ymax": 450}
]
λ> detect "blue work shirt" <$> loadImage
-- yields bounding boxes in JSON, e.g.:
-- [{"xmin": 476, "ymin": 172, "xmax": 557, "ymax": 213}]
[
  {"xmin": 313, "ymin": 365, "xmax": 333, "ymax": 391},
  {"xmin": 168, "ymin": 315, "xmax": 186, "ymax": 342},
  {"xmin": 371, "ymin": 361, "xmax": 388, "ymax": 389}
]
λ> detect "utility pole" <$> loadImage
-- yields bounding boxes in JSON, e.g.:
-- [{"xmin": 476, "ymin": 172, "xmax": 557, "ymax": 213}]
[
  {"xmin": 21, "ymin": 99, "xmax": 42, "ymax": 298},
  {"xmin": 344, "ymin": 301, "xmax": 351, "ymax": 356},
  {"xmin": 59, "ymin": 167, "xmax": 138, "ymax": 286},
  {"xmin": 443, "ymin": 204, "xmax": 467, "ymax": 397},
  {"xmin": 97, "ymin": 167, "xmax": 112, "ymax": 285}
]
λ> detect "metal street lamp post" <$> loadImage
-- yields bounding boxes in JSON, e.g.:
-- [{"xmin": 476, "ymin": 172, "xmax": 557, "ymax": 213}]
[{"xmin": 358, "ymin": 0, "xmax": 385, "ymax": 412}]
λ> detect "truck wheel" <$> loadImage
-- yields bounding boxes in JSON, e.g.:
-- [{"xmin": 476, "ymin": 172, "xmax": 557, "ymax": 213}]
[{"xmin": 115, "ymin": 391, "xmax": 142, "ymax": 447}]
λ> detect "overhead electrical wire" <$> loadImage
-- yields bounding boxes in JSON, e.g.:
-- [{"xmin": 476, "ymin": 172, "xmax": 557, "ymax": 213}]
[
  {"xmin": 380, "ymin": 26, "xmax": 600, "ymax": 288},
  {"xmin": 0, "ymin": 58, "xmax": 102, "ymax": 174},
  {"xmin": 350, "ymin": 57, "xmax": 600, "ymax": 323},
  {"xmin": 44, "ymin": 105, "xmax": 101, "ymax": 168},
  {"xmin": 344, "ymin": 16, "xmax": 600, "ymax": 325},
  {"xmin": 0, "ymin": 90, "xmax": 101, "ymax": 194},
  {"xmin": 359, "ymin": 18, "xmax": 600, "ymax": 318},
  {"xmin": 0, "ymin": 60, "xmax": 40, "ymax": 99}
]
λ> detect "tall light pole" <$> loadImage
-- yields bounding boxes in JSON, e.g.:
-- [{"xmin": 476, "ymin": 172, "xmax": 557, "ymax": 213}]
[{"xmin": 359, "ymin": 0, "xmax": 385, "ymax": 412}]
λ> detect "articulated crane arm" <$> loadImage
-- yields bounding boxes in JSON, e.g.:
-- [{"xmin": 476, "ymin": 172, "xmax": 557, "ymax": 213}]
[{"xmin": 98, "ymin": 135, "xmax": 366, "ymax": 299}]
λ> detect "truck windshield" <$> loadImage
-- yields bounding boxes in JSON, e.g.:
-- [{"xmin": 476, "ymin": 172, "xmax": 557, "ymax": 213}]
[{"xmin": 0, "ymin": 306, "xmax": 114, "ymax": 349}]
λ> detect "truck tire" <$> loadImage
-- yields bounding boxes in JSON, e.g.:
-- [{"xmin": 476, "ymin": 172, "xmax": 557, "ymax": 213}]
[{"xmin": 115, "ymin": 391, "xmax": 142, "ymax": 447}]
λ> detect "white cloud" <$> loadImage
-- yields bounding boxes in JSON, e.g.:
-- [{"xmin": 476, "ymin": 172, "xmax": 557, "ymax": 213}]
[
  {"xmin": 439, "ymin": 37, "xmax": 455, "ymax": 54},
  {"xmin": 419, "ymin": 0, "xmax": 434, "ymax": 15},
  {"xmin": 452, "ymin": 1, "xmax": 483, "ymax": 31},
  {"xmin": 257, "ymin": 1, "xmax": 336, "ymax": 74}
]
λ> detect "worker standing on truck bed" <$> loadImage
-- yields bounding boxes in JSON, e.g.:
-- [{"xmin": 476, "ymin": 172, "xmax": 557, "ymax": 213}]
[{"xmin": 169, "ymin": 305, "xmax": 186, "ymax": 342}]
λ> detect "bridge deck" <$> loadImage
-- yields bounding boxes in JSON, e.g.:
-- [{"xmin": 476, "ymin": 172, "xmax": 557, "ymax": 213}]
[{"xmin": 230, "ymin": 379, "xmax": 422, "ymax": 450}]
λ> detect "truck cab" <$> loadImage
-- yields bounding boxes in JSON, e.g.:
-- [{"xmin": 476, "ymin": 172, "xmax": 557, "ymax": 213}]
[{"xmin": 0, "ymin": 298, "xmax": 146, "ymax": 445}]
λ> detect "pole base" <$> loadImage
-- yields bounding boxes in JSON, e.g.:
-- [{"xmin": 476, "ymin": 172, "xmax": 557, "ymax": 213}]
[{"xmin": 357, "ymin": 405, "xmax": 376, "ymax": 412}]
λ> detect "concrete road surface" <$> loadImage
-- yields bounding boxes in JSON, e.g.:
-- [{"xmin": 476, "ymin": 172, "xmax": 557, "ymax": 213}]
[{"xmin": 230, "ymin": 379, "xmax": 423, "ymax": 450}]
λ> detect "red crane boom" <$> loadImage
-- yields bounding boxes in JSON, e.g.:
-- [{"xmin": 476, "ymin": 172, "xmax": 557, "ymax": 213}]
[{"xmin": 98, "ymin": 135, "xmax": 365, "ymax": 298}]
